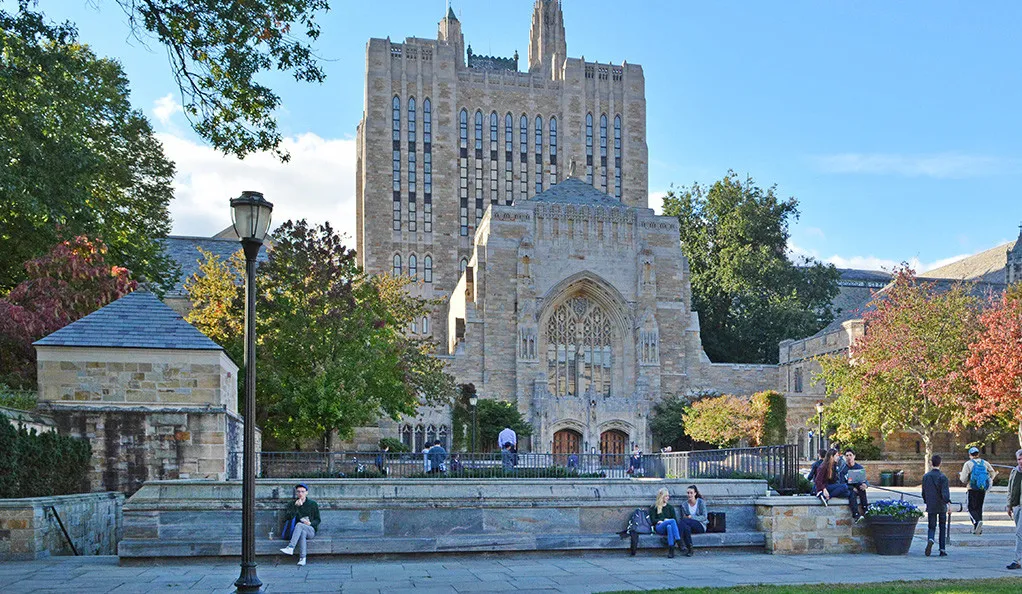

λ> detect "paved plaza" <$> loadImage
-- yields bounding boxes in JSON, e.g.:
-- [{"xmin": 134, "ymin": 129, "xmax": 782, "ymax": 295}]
[{"xmin": 2, "ymin": 542, "xmax": 1021, "ymax": 594}]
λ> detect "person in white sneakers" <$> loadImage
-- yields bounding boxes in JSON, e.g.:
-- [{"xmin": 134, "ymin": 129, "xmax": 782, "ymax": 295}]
[
  {"xmin": 959, "ymin": 446, "xmax": 996, "ymax": 534},
  {"xmin": 280, "ymin": 483, "xmax": 320, "ymax": 566}
]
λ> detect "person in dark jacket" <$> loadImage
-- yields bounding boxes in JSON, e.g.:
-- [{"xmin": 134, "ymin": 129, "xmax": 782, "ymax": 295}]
[
  {"xmin": 841, "ymin": 449, "xmax": 869, "ymax": 521},
  {"xmin": 814, "ymin": 449, "xmax": 849, "ymax": 505},
  {"xmin": 807, "ymin": 449, "xmax": 827, "ymax": 491},
  {"xmin": 427, "ymin": 440, "xmax": 447, "ymax": 474},
  {"xmin": 279, "ymin": 483, "xmax": 321, "ymax": 566},
  {"xmin": 921, "ymin": 455, "xmax": 951, "ymax": 557},
  {"xmin": 650, "ymin": 487, "xmax": 688, "ymax": 558}
]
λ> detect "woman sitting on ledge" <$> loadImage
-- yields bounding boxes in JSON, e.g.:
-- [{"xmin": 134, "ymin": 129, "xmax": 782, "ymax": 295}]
[
  {"xmin": 678, "ymin": 485, "xmax": 706, "ymax": 554},
  {"xmin": 650, "ymin": 487, "xmax": 689, "ymax": 558},
  {"xmin": 814, "ymin": 448, "xmax": 850, "ymax": 506}
]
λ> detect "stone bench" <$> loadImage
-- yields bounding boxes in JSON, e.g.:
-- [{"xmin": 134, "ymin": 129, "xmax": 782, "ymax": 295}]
[{"xmin": 119, "ymin": 478, "xmax": 770, "ymax": 559}]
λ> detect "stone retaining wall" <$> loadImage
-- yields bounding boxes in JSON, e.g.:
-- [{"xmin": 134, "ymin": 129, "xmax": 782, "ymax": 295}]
[
  {"xmin": 0, "ymin": 492, "xmax": 123, "ymax": 561},
  {"xmin": 756, "ymin": 496, "xmax": 872, "ymax": 554},
  {"xmin": 119, "ymin": 478, "xmax": 768, "ymax": 558}
]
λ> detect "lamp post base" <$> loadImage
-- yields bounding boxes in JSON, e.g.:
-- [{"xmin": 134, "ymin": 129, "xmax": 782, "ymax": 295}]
[{"xmin": 235, "ymin": 563, "xmax": 263, "ymax": 593}]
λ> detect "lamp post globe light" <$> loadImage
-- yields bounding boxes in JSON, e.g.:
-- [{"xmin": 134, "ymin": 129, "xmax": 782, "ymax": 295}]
[
  {"xmin": 231, "ymin": 191, "xmax": 272, "ymax": 594},
  {"xmin": 468, "ymin": 395, "xmax": 478, "ymax": 452},
  {"xmin": 815, "ymin": 401, "xmax": 825, "ymax": 455}
]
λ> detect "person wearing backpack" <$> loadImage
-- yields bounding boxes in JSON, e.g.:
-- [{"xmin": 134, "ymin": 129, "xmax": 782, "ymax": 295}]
[{"xmin": 959, "ymin": 446, "xmax": 996, "ymax": 534}]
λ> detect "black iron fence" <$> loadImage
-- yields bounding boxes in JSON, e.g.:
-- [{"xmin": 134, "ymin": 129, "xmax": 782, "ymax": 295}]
[{"xmin": 230, "ymin": 444, "xmax": 797, "ymax": 491}]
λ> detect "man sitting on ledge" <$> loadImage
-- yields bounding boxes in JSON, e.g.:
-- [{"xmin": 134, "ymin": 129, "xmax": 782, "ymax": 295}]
[{"xmin": 280, "ymin": 483, "xmax": 321, "ymax": 566}]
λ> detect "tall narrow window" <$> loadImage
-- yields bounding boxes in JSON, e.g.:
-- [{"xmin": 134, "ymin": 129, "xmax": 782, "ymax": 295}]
[
  {"xmin": 535, "ymin": 116, "xmax": 543, "ymax": 193},
  {"xmin": 422, "ymin": 316, "xmax": 430, "ymax": 335},
  {"xmin": 549, "ymin": 117, "xmax": 558, "ymax": 185},
  {"xmin": 407, "ymin": 97, "xmax": 416, "ymax": 232},
  {"xmin": 459, "ymin": 109, "xmax": 468, "ymax": 236},
  {"xmin": 504, "ymin": 113, "xmax": 513, "ymax": 205},
  {"xmin": 519, "ymin": 115, "xmax": 528, "ymax": 201},
  {"xmin": 614, "ymin": 115, "xmax": 622, "ymax": 199},
  {"xmin": 392, "ymin": 96, "xmax": 401, "ymax": 230},
  {"xmin": 600, "ymin": 114, "xmax": 608, "ymax": 193},
  {"xmin": 423, "ymin": 98, "xmax": 432, "ymax": 232},
  {"xmin": 474, "ymin": 111, "xmax": 483, "ymax": 222},
  {"xmin": 423, "ymin": 255, "xmax": 433, "ymax": 283},
  {"xmin": 460, "ymin": 257, "xmax": 468, "ymax": 275},
  {"xmin": 546, "ymin": 295, "xmax": 612, "ymax": 397},
  {"xmin": 409, "ymin": 253, "xmax": 417, "ymax": 280},
  {"xmin": 585, "ymin": 113, "xmax": 593, "ymax": 185},
  {"xmin": 392, "ymin": 254, "xmax": 402, "ymax": 276},
  {"xmin": 489, "ymin": 112, "xmax": 498, "ymax": 206}
]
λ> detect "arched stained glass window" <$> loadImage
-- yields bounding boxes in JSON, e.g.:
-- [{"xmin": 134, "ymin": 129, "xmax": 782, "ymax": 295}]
[
  {"xmin": 504, "ymin": 113, "xmax": 513, "ymax": 205},
  {"xmin": 407, "ymin": 97, "xmax": 416, "ymax": 231},
  {"xmin": 423, "ymin": 255, "xmax": 433, "ymax": 283},
  {"xmin": 534, "ymin": 116, "xmax": 543, "ymax": 193},
  {"xmin": 585, "ymin": 113, "xmax": 593, "ymax": 184},
  {"xmin": 600, "ymin": 114, "xmax": 608, "ymax": 193},
  {"xmin": 409, "ymin": 253, "xmax": 417, "ymax": 280},
  {"xmin": 393, "ymin": 253, "xmax": 402, "ymax": 276},
  {"xmin": 549, "ymin": 117, "xmax": 557, "ymax": 185},
  {"xmin": 614, "ymin": 115, "xmax": 622, "ymax": 198},
  {"xmin": 546, "ymin": 295, "xmax": 612, "ymax": 398},
  {"xmin": 423, "ymin": 98, "xmax": 432, "ymax": 232},
  {"xmin": 459, "ymin": 109, "xmax": 469, "ymax": 236}
]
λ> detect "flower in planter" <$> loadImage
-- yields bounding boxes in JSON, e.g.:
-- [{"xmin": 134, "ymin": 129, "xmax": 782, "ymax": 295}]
[{"xmin": 864, "ymin": 499, "xmax": 923, "ymax": 521}]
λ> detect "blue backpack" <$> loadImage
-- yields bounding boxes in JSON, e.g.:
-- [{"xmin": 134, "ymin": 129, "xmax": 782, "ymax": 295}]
[{"xmin": 969, "ymin": 459, "xmax": 990, "ymax": 491}]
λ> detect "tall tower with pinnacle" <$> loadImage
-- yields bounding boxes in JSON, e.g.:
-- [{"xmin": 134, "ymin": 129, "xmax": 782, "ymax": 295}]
[
  {"xmin": 437, "ymin": 6, "xmax": 464, "ymax": 67},
  {"xmin": 528, "ymin": 0, "xmax": 567, "ymax": 79}
]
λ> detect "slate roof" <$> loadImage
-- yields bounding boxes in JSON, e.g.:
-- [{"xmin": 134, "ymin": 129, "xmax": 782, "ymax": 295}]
[
  {"xmin": 521, "ymin": 177, "xmax": 624, "ymax": 206},
  {"xmin": 34, "ymin": 290, "xmax": 223, "ymax": 351},
  {"xmin": 920, "ymin": 240, "xmax": 1015, "ymax": 284},
  {"xmin": 161, "ymin": 235, "xmax": 268, "ymax": 298}
]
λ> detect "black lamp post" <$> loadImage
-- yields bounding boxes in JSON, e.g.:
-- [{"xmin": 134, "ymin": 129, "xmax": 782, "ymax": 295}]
[
  {"xmin": 815, "ymin": 401, "xmax": 825, "ymax": 455},
  {"xmin": 469, "ymin": 395, "xmax": 478, "ymax": 451},
  {"xmin": 231, "ymin": 191, "xmax": 273, "ymax": 594}
]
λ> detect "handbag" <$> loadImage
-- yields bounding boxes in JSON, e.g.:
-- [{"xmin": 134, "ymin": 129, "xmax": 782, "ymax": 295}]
[
  {"xmin": 280, "ymin": 516, "xmax": 297, "ymax": 540},
  {"xmin": 707, "ymin": 512, "xmax": 727, "ymax": 533}
]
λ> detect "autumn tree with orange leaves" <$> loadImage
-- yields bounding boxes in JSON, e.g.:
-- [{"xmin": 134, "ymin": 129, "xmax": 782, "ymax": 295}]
[{"xmin": 966, "ymin": 284, "xmax": 1022, "ymax": 447}]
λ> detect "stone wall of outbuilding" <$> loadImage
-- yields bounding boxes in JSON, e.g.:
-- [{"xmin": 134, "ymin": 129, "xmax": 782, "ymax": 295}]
[{"xmin": 0, "ymin": 492, "xmax": 122, "ymax": 561}]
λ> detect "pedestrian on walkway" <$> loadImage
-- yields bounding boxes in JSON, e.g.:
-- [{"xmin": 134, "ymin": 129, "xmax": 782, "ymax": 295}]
[
  {"xmin": 1005, "ymin": 449, "xmax": 1022, "ymax": 570},
  {"xmin": 959, "ymin": 446, "xmax": 996, "ymax": 534},
  {"xmin": 922, "ymin": 455, "xmax": 950, "ymax": 557},
  {"xmin": 280, "ymin": 483, "xmax": 321, "ymax": 566}
]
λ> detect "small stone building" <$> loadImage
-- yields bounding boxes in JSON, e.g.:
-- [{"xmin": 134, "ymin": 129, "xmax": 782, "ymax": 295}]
[{"xmin": 33, "ymin": 290, "xmax": 254, "ymax": 494}]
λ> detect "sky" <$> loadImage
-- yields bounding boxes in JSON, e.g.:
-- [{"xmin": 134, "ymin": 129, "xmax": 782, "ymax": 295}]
[{"xmin": 21, "ymin": 0, "xmax": 1022, "ymax": 273}]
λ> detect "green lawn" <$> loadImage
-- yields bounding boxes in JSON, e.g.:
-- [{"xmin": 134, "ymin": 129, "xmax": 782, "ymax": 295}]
[{"xmin": 609, "ymin": 578, "xmax": 1022, "ymax": 594}]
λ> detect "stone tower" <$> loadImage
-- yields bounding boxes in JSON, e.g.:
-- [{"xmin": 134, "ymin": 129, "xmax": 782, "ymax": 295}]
[
  {"xmin": 437, "ymin": 7, "xmax": 464, "ymax": 67},
  {"xmin": 528, "ymin": 0, "xmax": 567, "ymax": 79},
  {"xmin": 1008, "ymin": 223, "xmax": 1022, "ymax": 285}
]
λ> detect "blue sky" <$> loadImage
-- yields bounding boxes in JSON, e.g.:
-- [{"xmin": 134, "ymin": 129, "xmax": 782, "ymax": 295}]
[{"xmin": 24, "ymin": 0, "xmax": 1022, "ymax": 272}]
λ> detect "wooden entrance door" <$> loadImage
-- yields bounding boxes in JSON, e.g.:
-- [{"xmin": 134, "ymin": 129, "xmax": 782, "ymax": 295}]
[
  {"xmin": 600, "ymin": 429, "xmax": 628, "ymax": 467},
  {"xmin": 553, "ymin": 429, "xmax": 581, "ymax": 465}
]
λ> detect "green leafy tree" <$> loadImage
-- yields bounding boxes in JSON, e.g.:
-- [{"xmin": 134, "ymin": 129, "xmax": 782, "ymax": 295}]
[
  {"xmin": 476, "ymin": 399, "xmax": 533, "ymax": 452},
  {"xmin": 661, "ymin": 171, "xmax": 840, "ymax": 363},
  {"xmin": 0, "ymin": 237, "xmax": 137, "ymax": 387},
  {"xmin": 185, "ymin": 219, "xmax": 455, "ymax": 446},
  {"xmin": 751, "ymin": 390, "xmax": 787, "ymax": 446},
  {"xmin": 682, "ymin": 394, "xmax": 760, "ymax": 448},
  {"xmin": 817, "ymin": 269, "xmax": 981, "ymax": 471},
  {"xmin": 0, "ymin": 7, "xmax": 178, "ymax": 293},
  {"xmin": 450, "ymin": 383, "xmax": 476, "ymax": 451},
  {"xmin": 650, "ymin": 394, "xmax": 689, "ymax": 451}
]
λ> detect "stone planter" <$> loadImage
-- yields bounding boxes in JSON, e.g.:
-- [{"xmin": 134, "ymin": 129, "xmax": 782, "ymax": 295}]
[{"xmin": 867, "ymin": 515, "xmax": 919, "ymax": 555}]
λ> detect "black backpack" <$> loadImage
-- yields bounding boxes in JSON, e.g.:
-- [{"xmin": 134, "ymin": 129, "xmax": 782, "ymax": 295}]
[{"xmin": 619, "ymin": 508, "xmax": 653, "ymax": 555}]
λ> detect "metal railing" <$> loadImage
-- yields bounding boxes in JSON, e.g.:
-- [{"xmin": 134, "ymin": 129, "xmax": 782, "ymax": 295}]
[
  {"xmin": 659, "ymin": 444, "xmax": 799, "ymax": 493},
  {"xmin": 230, "ymin": 444, "xmax": 798, "ymax": 490}
]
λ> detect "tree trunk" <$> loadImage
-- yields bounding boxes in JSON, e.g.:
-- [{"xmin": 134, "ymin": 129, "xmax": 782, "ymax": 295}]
[
  {"xmin": 922, "ymin": 433, "xmax": 933, "ymax": 474},
  {"xmin": 1017, "ymin": 419, "xmax": 1022, "ymax": 449}
]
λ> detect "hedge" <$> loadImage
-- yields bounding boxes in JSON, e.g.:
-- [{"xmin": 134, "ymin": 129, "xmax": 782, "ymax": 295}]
[{"xmin": 0, "ymin": 419, "xmax": 91, "ymax": 498}]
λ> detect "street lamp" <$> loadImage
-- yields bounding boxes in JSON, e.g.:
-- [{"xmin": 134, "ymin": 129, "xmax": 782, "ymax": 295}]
[
  {"xmin": 231, "ymin": 191, "xmax": 273, "ymax": 594},
  {"xmin": 815, "ymin": 401, "xmax": 825, "ymax": 455},
  {"xmin": 468, "ymin": 395, "xmax": 478, "ymax": 451}
]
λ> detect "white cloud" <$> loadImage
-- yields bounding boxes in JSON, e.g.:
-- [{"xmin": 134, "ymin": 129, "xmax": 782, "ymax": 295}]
[
  {"xmin": 152, "ymin": 94, "xmax": 182, "ymax": 128},
  {"xmin": 811, "ymin": 152, "xmax": 1019, "ymax": 178},
  {"xmin": 159, "ymin": 132, "xmax": 357, "ymax": 243},
  {"xmin": 787, "ymin": 240, "xmax": 969, "ymax": 274},
  {"xmin": 649, "ymin": 190, "xmax": 668, "ymax": 214}
]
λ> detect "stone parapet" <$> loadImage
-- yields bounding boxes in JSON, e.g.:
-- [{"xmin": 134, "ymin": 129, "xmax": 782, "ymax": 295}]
[
  {"xmin": 755, "ymin": 496, "xmax": 872, "ymax": 554},
  {"xmin": 120, "ymin": 478, "xmax": 767, "ymax": 558},
  {"xmin": 0, "ymin": 492, "xmax": 123, "ymax": 561}
]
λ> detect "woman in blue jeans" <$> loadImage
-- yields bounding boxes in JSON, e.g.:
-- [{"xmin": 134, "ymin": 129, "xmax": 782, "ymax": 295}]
[
  {"xmin": 679, "ymin": 485, "xmax": 707, "ymax": 552},
  {"xmin": 815, "ymin": 449, "xmax": 850, "ymax": 505},
  {"xmin": 650, "ymin": 488, "xmax": 690, "ymax": 557}
]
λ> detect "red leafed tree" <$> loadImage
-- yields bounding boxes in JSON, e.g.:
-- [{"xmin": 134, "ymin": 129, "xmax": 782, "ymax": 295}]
[
  {"xmin": 0, "ymin": 236, "xmax": 136, "ymax": 387},
  {"xmin": 966, "ymin": 286, "xmax": 1022, "ymax": 446}
]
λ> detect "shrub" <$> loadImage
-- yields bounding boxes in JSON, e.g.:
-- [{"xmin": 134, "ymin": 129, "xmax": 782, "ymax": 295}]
[
  {"xmin": 751, "ymin": 390, "xmax": 787, "ymax": 446},
  {"xmin": 0, "ymin": 384, "xmax": 36, "ymax": 411},
  {"xmin": 0, "ymin": 419, "xmax": 91, "ymax": 498},
  {"xmin": 379, "ymin": 437, "xmax": 409, "ymax": 453}
]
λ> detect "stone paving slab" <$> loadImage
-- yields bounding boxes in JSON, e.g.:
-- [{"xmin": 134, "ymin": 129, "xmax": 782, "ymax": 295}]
[{"xmin": 3, "ymin": 545, "xmax": 1022, "ymax": 592}]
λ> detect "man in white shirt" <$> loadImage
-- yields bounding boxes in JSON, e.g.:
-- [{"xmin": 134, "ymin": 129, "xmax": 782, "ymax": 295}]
[{"xmin": 498, "ymin": 426, "xmax": 517, "ymax": 450}]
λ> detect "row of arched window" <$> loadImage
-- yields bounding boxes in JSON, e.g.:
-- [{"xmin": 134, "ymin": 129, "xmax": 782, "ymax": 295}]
[
  {"xmin": 392, "ymin": 96, "xmax": 432, "ymax": 233},
  {"xmin": 585, "ymin": 112, "xmax": 622, "ymax": 198},
  {"xmin": 400, "ymin": 423, "xmax": 450, "ymax": 452},
  {"xmin": 391, "ymin": 253, "xmax": 433, "ymax": 283}
]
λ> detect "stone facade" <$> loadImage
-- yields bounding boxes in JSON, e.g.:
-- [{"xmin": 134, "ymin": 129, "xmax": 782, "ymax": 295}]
[
  {"xmin": 755, "ymin": 496, "xmax": 872, "ymax": 554},
  {"xmin": 0, "ymin": 492, "xmax": 122, "ymax": 561}
]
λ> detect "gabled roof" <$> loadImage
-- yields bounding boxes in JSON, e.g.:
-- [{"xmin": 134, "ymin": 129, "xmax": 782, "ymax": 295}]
[
  {"xmin": 521, "ymin": 177, "xmax": 624, "ymax": 206},
  {"xmin": 920, "ymin": 240, "xmax": 1014, "ymax": 284},
  {"xmin": 34, "ymin": 290, "xmax": 223, "ymax": 351},
  {"xmin": 161, "ymin": 236, "xmax": 268, "ymax": 298}
]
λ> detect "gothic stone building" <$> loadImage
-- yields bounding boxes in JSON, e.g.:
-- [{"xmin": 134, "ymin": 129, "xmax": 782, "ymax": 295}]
[{"xmin": 356, "ymin": 2, "xmax": 775, "ymax": 454}]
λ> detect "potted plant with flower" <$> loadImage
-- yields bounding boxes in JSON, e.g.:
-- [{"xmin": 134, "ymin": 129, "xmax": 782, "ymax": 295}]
[{"xmin": 864, "ymin": 499, "xmax": 923, "ymax": 555}]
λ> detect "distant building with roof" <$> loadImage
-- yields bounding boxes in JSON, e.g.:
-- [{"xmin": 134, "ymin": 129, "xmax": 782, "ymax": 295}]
[
  {"xmin": 160, "ymin": 226, "xmax": 268, "ymax": 315},
  {"xmin": 33, "ymin": 290, "xmax": 253, "ymax": 494}
]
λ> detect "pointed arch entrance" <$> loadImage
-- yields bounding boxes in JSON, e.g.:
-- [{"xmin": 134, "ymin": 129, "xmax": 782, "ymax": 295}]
[
  {"xmin": 600, "ymin": 428, "xmax": 628, "ymax": 466},
  {"xmin": 553, "ymin": 428, "xmax": 581, "ymax": 464}
]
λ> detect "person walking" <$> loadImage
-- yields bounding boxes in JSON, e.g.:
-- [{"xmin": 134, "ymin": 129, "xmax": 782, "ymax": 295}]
[
  {"xmin": 921, "ymin": 455, "xmax": 951, "ymax": 557},
  {"xmin": 427, "ymin": 439, "xmax": 447, "ymax": 474},
  {"xmin": 1005, "ymin": 449, "xmax": 1022, "ymax": 570},
  {"xmin": 279, "ymin": 483, "xmax": 321, "ymax": 566},
  {"xmin": 959, "ymin": 446, "xmax": 996, "ymax": 534}
]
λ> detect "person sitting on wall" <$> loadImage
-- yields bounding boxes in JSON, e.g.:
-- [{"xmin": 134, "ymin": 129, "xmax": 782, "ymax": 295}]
[
  {"xmin": 840, "ymin": 449, "xmax": 869, "ymax": 521},
  {"xmin": 279, "ymin": 483, "xmax": 321, "ymax": 566},
  {"xmin": 628, "ymin": 447, "xmax": 644, "ymax": 477},
  {"xmin": 807, "ymin": 449, "xmax": 828, "ymax": 491},
  {"xmin": 649, "ymin": 487, "xmax": 691, "ymax": 558},
  {"xmin": 427, "ymin": 439, "xmax": 447, "ymax": 474},
  {"xmin": 814, "ymin": 449, "xmax": 850, "ymax": 506},
  {"xmin": 449, "ymin": 452, "xmax": 463, "ymax": 473},
  {"xmin": 677, "ymin": 484, "xmax": 706, "ymax": 557}
]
